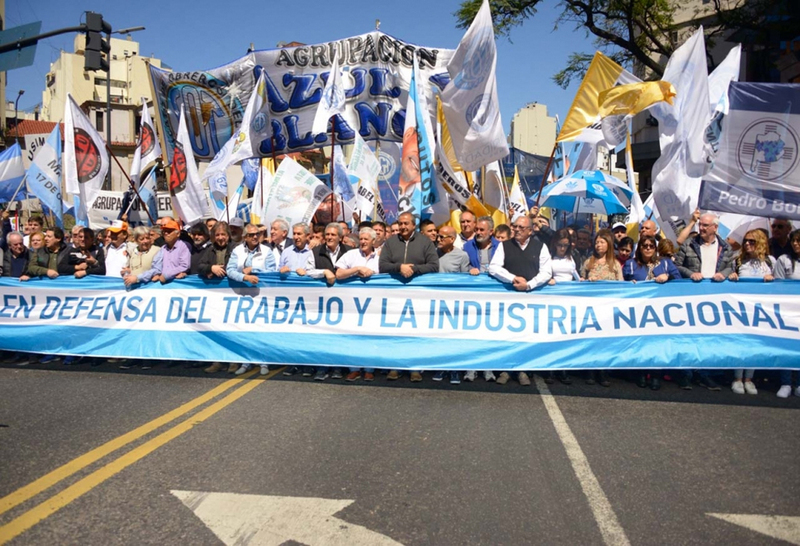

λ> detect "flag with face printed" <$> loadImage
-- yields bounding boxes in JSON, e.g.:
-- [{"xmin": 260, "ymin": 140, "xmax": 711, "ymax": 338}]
[
  {"xmin": 130, "ymin": 100, "xmax": 161, "ymax": 188},
  {"xmin": 170, "ymin": 104, "xmax": 209, "ymax": 226},
  {"xmin": 64, "ymin": 94, "xmax": 109, "ymax": 218}
]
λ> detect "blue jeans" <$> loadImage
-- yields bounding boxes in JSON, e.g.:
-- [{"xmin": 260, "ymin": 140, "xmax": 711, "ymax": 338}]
[
  {"xmin": 780, "ymin": 370, "xmax": 798, "ymax": 386},
  {"xmin": 349, "ymin": 367, "xmax": 375, "ymax": 373}
]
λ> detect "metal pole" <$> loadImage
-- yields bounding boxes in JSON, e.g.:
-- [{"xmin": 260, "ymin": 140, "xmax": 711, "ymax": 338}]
[
  {"xmin": 104, "ymin": 143, "xmax": 156, "ymax": 225},
  {"xmin": 329, "ymin": 121, "xmax": 336, "ymax": 223},
  {"xmin": 106, "ymin": 35, "xmax": 112, "ymax": 190},
  {"xmin": 13, "ymin": 90, "xmax": 24, "ymax": 146}
]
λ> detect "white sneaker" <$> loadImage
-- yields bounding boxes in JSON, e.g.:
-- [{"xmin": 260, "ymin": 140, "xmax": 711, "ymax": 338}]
[
  {"xmin": 777, "ymin": 385, "xmax": 792, "ymax": 398},
  {"xmin": 743, "ymin": 381, "xmax": 758, "ymax": 395},
  {"xmin": 463, "ymin": 370, "xmax": 477, "ymax": 382},
  {"xmin": 260, "ymin": 365, "xmax": 269, "ymax": 376},
  {"xmin": 235, "ymin": 365, "xmax": 251, "ymax": 376},
  {"xmin": 483, "ymin": 371, "xmax": 496, "ymax": 382},
  {"xmin": 731, "ymin": 380, "xmax": 745, "ymax": 394}
]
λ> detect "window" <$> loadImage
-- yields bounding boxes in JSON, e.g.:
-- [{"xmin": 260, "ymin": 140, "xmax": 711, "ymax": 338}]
[{"xmin": 95, "ymin": 111, "xmax": 104, "ymax": 132}]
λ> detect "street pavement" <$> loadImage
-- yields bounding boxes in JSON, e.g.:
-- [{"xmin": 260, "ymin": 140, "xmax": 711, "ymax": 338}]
[{"xmin": 0, "ymin": 360, "xmax": 798, "ymax": 545}]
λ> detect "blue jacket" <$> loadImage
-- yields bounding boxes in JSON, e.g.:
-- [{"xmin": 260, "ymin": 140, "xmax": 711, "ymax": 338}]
[
  {"xmin": 623, "ymin": 257, "xmax": 681, "ymax": 281},
  {"xmin": 464, "ymin": 237, "xmax": 500, "ymax": 270}
]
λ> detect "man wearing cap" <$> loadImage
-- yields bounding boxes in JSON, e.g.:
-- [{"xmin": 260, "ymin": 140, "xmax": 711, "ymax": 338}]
[
  {"xmin": 104, "ymin": 220, "xmax": 130, "ymax": 278},
  {"xmin": 229, "ymin": 217, "xmax": 245, "ymax": 245},
  {"xmin": 611, "ymin": 222, "xmax": 628, "ymax": 247},
  {"xmin": 151, "ymin": 218, "xmax": 191, "ymax": 284}
]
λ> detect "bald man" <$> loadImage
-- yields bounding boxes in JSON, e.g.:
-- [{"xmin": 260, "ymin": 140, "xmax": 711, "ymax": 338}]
[{"xmin": 437, "ymin": 226, "xmax": 471, "ymax": 273}]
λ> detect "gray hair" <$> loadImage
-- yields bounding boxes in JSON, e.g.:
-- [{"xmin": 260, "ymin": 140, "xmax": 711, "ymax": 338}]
[
  {"xmin": 132, "ymin": 226, "xmax": 150, "ymax": 239},
  {"xmin": 292, "ymin": 222, "xmax": 310, "ymax": 235},
  {"xmin": 272, "ymin": 219, "xmax": 289, "ymax": 233},
  {"xmin": 6, "ymin": 231, "xmax": 23, "ymax": 243},
  {"xmin": 699, "ymin": 213, "xmax": 719, "ymax": 226},
  {"xmin": 325, "ymin": 222, "xmax": 343, "ymax": 237},
  {"xmin": 359, "ymin": 227, "xmax": 377, "ymax": 240},
  {"xmin": 476, "ymin": 215, "xmax": 494, "ymax": 230}
]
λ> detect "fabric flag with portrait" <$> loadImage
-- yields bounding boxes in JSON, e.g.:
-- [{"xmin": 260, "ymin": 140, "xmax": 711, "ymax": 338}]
[
  {"xmin": 64, "ymin": 94, "xmax": 109, "ymax": 220},
  {"xmin": 130, "ymin": 100, "xmax": 161, "ymax": 188},
  {"xmin": 170, "ymin": 104, "xmax": 209, "ymax": 226}
]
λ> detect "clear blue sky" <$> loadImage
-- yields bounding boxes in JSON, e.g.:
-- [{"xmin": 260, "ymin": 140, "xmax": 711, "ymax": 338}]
[{"xmin": 5, "ymin": 0, "xmax": 595, "ymax": 138}]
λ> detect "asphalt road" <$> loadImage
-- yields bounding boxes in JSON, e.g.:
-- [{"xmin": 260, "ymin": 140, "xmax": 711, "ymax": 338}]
[{"xmin": 1, "ymin": 360, "xmax": 799, "ymax": 545}]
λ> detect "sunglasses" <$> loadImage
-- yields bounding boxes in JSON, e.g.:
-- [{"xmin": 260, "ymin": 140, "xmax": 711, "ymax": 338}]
[
  {"xmin": 161, "ymin": 228, "xmax": 177, "ymax": 234},
  {"xmin": 511, "ymin": 224, "xmax": 530, "ymax": 230},
  {"xmin": 245, "ymin": 233, "xmax": 260, "ymax": 238},
  {"xmin": 772, "ymin": 224, "xmax": 789, "ymax": 229},
  {"xmin": 641, "ymin": 244, "xmax": 656, "ymax": 249},
  {"xmin": 743, "ymin": 239, "xmax": 756, "ymax": 245}
]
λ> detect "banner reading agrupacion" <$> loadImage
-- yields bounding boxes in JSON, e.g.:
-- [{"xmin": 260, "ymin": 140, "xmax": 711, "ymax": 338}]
[{"xmin": 0, "ymin": 275, "xmax": 798, "ymax": 371}]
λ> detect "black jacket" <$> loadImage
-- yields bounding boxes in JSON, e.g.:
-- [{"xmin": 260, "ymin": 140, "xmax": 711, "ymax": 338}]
[
  {"xmin": 25, "ymin": 242, "xmax": 72, "ymax": 277},
  {"xmin": 313, "ymin": 243, "xmax": 355, "ymax": 272},
  {"xmin": 197, "ymin": 242, "xmax": 235, "ymax": 278},
  {"xmin": 379, "ymin": 232, "xmax": 439, "ymax": 275}
]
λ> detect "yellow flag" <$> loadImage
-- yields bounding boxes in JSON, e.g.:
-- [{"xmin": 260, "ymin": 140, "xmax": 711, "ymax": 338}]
[
  {"xmin": 557, "ymin": 52, "xmax": 639, "ymax": 143},
  {"xmin": 597, "ymin": 81, "xmax": 676, "ymax": 118}
]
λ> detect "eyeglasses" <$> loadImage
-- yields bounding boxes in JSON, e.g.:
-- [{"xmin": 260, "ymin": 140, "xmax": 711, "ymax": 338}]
[
  {"xmin": 511, "ymin": 224, "xmax": 531, "ymax": 230},
  {"xmin": 245, "ymin": 233, "xmax": 260, "ymax": 238},
  {"xmin": 743, "ymin": 238, "xmax": 756, "ymax": 245},
  {"xmin": 640, "ymin": 244, "xmax": 656, "ymax": 250},
  {"xmin": 436, "ymin": 234, "xmax": 453, "ymax": 240}
]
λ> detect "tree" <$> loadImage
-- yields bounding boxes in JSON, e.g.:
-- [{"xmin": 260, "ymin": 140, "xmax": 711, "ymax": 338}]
[{"xmin": 454, "ymin": 0, "xmax": 796, "ymax": 88}]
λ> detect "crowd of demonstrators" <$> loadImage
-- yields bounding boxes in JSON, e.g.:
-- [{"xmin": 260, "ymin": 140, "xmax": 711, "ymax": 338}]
[{"xmin": 1, "ymin": 206, "xmax": 799, "ymax": 399}]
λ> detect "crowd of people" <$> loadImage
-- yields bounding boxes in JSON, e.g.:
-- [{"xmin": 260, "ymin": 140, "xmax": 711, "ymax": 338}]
[{"xmin": 0, "ymin": 207, "xmax": 798, "ymax": 399}]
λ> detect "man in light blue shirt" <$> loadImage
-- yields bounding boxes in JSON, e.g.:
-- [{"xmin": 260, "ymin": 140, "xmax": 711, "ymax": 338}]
[{"xmin": 279, "ymin": 223, "xmax": 315, "ymax": 275}]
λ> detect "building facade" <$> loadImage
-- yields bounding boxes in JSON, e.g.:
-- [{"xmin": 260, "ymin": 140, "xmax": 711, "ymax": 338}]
[{"xmin": 509, "ymin": 102, "xmax": 556, "ymax": 157}]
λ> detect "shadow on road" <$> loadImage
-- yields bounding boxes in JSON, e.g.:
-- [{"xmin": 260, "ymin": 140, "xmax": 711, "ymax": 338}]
[{"xmin": 3, "ymin": 358, "xmax": 799, "ymax": 411}]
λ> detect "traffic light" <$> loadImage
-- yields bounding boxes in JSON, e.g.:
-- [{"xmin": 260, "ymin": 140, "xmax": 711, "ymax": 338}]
[{"xmin": 84, "ymin": 12, "xmax": 111, "ymax": 72}]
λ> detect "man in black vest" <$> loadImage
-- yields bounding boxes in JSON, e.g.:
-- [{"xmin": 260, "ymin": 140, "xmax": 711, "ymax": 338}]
[{"xmin": 488, "ymin": 215, "xmax": 552, "ymax": 386}]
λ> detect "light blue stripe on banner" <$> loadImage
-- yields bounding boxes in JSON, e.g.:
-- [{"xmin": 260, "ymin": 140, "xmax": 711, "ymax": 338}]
[{"xmin": 3, "ymin": 325, "xmax": 799, "ymax": 371}]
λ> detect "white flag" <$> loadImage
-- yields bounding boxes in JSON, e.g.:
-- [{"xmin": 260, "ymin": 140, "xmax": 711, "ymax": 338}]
[
  {"xmin": 263, "ymin": 157, "xmax": 332, "ymax": 227},
  {"xmin": 228, "ymin": 70, "xmax": 272, "ymax": 166},
  {"xmin": 64, "ymin": 94, "xmax": 110, "ymax": 218},
  {"xmin": 440, "ymin": 0, "xmax": 509, "ymax": 172},
  {"xmin": 249, "ymin": 160, "xmax": 275, "ymax": 224},
  {"xmin": 347, "ymin": 132, "xmax": 381, "ymax": 184},
  {"xmin": 203, "ymin": 137, "xmax": 235, "ymax": 202},
  {"xmin": 311, "ymin": 49, "xmax": 346, "ymax": 135},
  {"xmin": 170, "ymin": 104, "xmax": 209, "ymax": 226},
  {"xmin": 130, "ymin": 100, "xmax": 161, "ymax": 187},
  {"xmin": 650, "ymin": 28, "xmax": 711, "ymax": 241}
]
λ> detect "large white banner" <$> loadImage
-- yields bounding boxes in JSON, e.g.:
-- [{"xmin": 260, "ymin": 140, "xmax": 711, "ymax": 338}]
[
  {"xmin": 0, "ymin": 276, "xmax": 798, "ymax": 371},
  {"xmin": 149, "ymin": 32, "xmax": 454, "ymax": 161}
]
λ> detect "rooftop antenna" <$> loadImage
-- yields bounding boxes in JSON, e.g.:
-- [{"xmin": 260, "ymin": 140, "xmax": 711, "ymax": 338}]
[{"xmin": 375, "ymin": 19, "xmax": 380, "ymax": 30}]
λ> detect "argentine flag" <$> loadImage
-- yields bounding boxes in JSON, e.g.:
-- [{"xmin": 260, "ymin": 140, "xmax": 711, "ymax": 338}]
[{"xmin": 0, "ymin": 143, "xmax": 26, "ymax": 202}]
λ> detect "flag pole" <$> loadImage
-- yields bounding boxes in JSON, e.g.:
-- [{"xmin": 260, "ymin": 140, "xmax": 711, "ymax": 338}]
[
  {"xmin": 534, "ymin": 141, "xmax": 558, "ymax": 206},
  {"xmin": 373, "ymin": 140, "xmax": 380, "ymax": 220},
  {"xmin": 103, "ymin": 143, "xmax": 156, "ymax": 225},
  {"xmin": 6, "ymin": 174, "xmax": 28, "ymax": 204},
  {"xmin": 225, "ymin": 195, "xmax": 230, "ymax": 224},
  {"xmin": 122, "ymin": 165, "xmax": 157, "ymax": 219},
  {"xmin": 329, "ymin": 119, "xmax": 337, "ymax": 223}
]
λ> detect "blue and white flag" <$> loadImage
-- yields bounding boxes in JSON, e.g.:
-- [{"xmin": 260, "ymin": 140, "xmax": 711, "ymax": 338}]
[
  {"xmin": 440, "ymin": 0, "xmax": 509, "ymax": 171},
  {"xmin": 332, "ymin": 145, "xmax": 355, "ymax": 203},
  {"xmin": 311, "ymin": 48, "xmax": 346, "ymax": 135},
  {"xmin": 228, "ymin": 69, "xmax": 272, "ymax": 165},
  {"xmin": 0, "ymin": 143, "xmax": 26, "ymax": 202},
  {"xmin": 699, "ymin": 82, "xmax": 800, "ymax": 219},
  {"xmin": 26, "ymin": 125, "xmax": 63, "ymax": 225},
  {"xmin": 241, "ymin": 157, "xmax": 261, "ymax": 191}
]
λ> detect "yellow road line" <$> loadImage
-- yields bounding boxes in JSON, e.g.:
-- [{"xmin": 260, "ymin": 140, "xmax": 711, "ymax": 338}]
[
  {"xmin": 0, "ymin": 367, "xmax": 260, "ymax": 517},
  {"xmin": 0, "ymin": 368, "xmax": 278, "ymax": 545}
]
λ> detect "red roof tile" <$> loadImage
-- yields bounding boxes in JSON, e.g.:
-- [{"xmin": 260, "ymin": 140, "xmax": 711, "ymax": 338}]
[{"xmin": 6, "ymin": 120, "xmax": 64, "ymax": 139}]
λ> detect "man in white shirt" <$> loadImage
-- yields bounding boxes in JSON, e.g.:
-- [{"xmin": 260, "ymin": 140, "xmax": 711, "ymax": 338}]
[
  {"xmin": 104, "ymin": 220, "xmax": 129, "ymax": 278},
  {"xmin": 488, "ymin": 215, "xmax": 552, "ymax": 387}
]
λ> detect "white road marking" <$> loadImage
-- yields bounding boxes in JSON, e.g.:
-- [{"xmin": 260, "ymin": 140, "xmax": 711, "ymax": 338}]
[
  {"xmin": 171, "ymin": 490, "xmax": 403, "ymax": 546},
  {"xmin": 534, "ymin": 376, "xmax": 631, "ymax": 546},
  {"xmin": 708, "ymin": 513, "xmax": 800, "ymax": 544}
]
